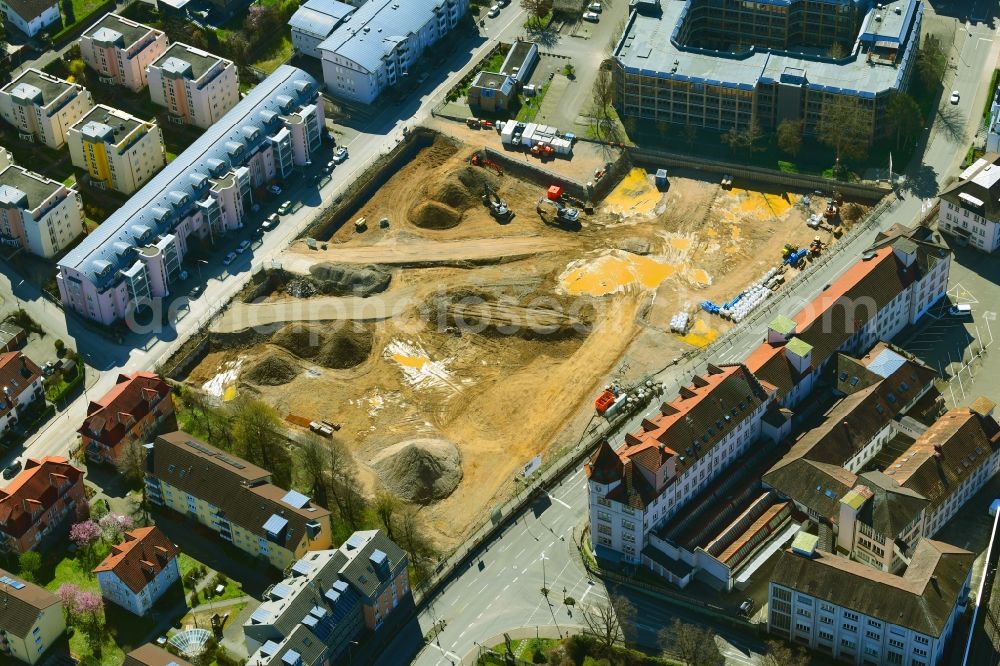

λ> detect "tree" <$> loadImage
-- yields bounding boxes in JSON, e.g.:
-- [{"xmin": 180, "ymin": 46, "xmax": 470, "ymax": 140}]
[
  {"xmin": 759, "ymin": 639, "xmax": 810, "ymax": 666},
  {"xmin": 299, "ymin": 437, "xmax": 330, "ymax": 509},
  {"xmin": 99, "ymin": 513, "xmax": 133, "ymax": 543},
  {"xmin": 61, "ymin": 0, "xmax": 74, "ymax": 23},
  {"xmin": 327, "ymin": 438, "xmax": 366, "ymax": 529},
  {"xmin": 743, "ymin": 119, "xmax": 766, "ymax": 156},
  {"xmin": 588, "ymin": 67, "xmax": 616, "ymax": 141},
  {"xmin": 563, "ymin": 63, "xmax": 576, "ymax": 79},
  {"xmin": 374, "ymin": 487, "xmax": 400, "ymax": 541},
  {"xmin": 885, "ymin": 91, "xmax": 923, "ymax": 149},
  {"xmin": 776, "ymin": 118, "xmax": 803, "ymax": 157},
  {"xmin": 581, "ymin": 595, "xmax": 635, "ymax": 650},
  {"xmin": 17, "ymin": 551, "xmax": 41, "ymax": 583},
  {"xmin": 70, "ymin": 520, "xmax": 102, "ymax": 566},
  {"xmin": 231, "ymin": 397, "xmax": 290, "ymax": 487},
  {"xmin": 521, "ymin": 0, "xmax": 553, "ymax": 27},
  {"xmin": 659, "ymin": 620, "xmax": 724, "ymax": 666},
  {"xmin": 68, "ymin": 59, "xmax": 86, "ymax": 78},
  {"xmin": 397, "ymin": 506, "xmax": 436, "ymax": 586},
  {"xmin": 115, "ymin": 438, "xmax": 147, "ymax": 487},
  {"xmin": 223, "ymin": 32, "xmax": 251, "ymax": 68},
  {"xmin": 817, "ymin": 96, "xmax": 871, "ymax": 163},
  {"xmin": 916, "ymin": 33, "xmax": 947, "ymax": 92}
]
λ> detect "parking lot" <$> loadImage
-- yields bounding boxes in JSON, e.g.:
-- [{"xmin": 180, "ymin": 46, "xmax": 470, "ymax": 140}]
[{"xmin": 898, "ymin": 244, "xmax": 1000, "ymax": 408}]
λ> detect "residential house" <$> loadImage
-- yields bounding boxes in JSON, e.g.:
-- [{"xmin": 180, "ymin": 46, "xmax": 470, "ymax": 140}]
[
  {"xmin": 94, "ymin": 526, "xmax": 180, "ymax": 616},
  {"xmin": 67, "ymin": 105, "xmax": 166, "ymax": 195},
  {"xmin": 0, "ymin": 352, "xmax": 44, "ymax": 436},
  {"xmin": 80, "ymin": 371, "xmax": 175, "ymax": 466},
  {"xmin": 0, "ymin": 456, "xmax": 86, "ymax": 554},
  {"xmin": 57, "ymin": 66, "xmax": 324, "ymax": 325},
  {"xmin": 0, "ymin": 69, "xmax": 93, "ymax": 149},
  {"xmin": 144, "ymin": 431, "xmax": 333, "ymax": 570},
  {"xmin": 938, "ymin": 153, "xmax": 1000, "ymax": 253},
  {"xmin": 244, "ymin": 530, "xmax": 410, "ymax": 665},
  {"xmin": 80, "ymin": 13, "xmax": 168, "ymax": 91},
  {"xmin": 289, "ymin": 0, "xmax": 355, "ymax": 58},
  {"xmin": 0, "ymin": 0, "xmax": 59, "ymax": 37},
  {"xmin": 146, "ymin": 43, "xmax": 239, "ymax": 129},
  {"xmin": 0, "ymin": 164, "xmax": 85, "ymax": 258},
  {"xmin": 0, "ymin": 569, "xmax": 65, "ymax": 664},
  {"xmin": 318, "ymin": 0, "xmax": 468, "ymax": 104},
  {"xmin": 768, "ymin": 535, "xmax": 973, "ymax": 666},
  {"xmin": 125, "ymin": 643, "xmax": 195, "ymax": 666}
]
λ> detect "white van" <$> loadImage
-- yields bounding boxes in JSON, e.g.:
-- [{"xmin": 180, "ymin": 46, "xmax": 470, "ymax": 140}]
[{"xmin": 949, "ymin": 304, "xmax": 972, "ymax": 316}]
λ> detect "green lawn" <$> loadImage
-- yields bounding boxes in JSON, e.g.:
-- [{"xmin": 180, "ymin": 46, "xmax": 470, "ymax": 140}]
[
  {"xmin": 177, "ymin": 553, "xmax": 245, "ymax": 603},
  {"xmin": 44, "ymin": 542, "xmax": 110, "ymax": 595},
  {"xmin": 516, "ymin": 81, "xmax": 551, "ymax": 123},
  {"xmin": 51, "ymin": 0, "xmax": 113, "ymax": 42},
  {"xmin": 252, "ymin": 35, "xmax": 294, "ymax": 74}
]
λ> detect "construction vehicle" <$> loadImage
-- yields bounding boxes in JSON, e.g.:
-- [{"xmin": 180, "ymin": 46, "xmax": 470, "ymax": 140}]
[
  {"xmin": 482, "ymin": 184, "xmax": 512, "ymax": 221},
  {"xmin": 530, "ymin": 143, "xmax": 555, "ymax": 159},
  {"xmin": 466, "ymin": 118, "xmax": 481, "ymax": 129},
  {"xmin": 781, "ymin": 243, "xmax": 799, "ymax": 259},
  {"xmin": 470, "ymin": 152, "xmax": 503, "ymax": 176},
  {"xmin": 537, "ymin": 197, "xmax": 580, "ymax": 229},
  {"xmin": 809, "ymin": 236, "xmax": 824, "ymax": 256}
]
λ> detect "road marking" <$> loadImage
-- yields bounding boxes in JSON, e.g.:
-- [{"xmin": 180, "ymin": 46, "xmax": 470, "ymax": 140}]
[
  {"xmin": 459, "ymin": 630, "xmax": 467, "ymax": 638},
  {"xmin": 478, "ymin": 611, "xmax": 484, "ymax": 619},
  {"xmin": 503, "ymin": 584, "xmax": 510, "ymax": 591},
  {"xmin": 426, "ymin": 643, "xmax": 461, "ymax": 660},
  {"xmin": 515, "ymin": 548, "xmax": 525, "ymax": 559},
  {"xmin": 479, "ymin": 584, "xmax": 489, "ymax": 594},
  {"xmin": 512, "ymin": 577, "xmax": 519, "ymax": 583},
  {"xmin": 548, "ymin": 492, "xmax": 571, "ymax": 509}
]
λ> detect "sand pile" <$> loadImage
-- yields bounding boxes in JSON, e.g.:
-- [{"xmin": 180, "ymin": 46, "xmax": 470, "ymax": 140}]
[
  {"xmin": 272, "ymin": 324, "xmax": 324, "ymax": 359},
  {"xmin": 409, "ymin": 201, "xmax": 462, "ymax": 230},
  {"xmin": 244, "ymin": 354, "xmax": 298, "ymax": 385},
  {"xmin": 307, "ymin": 263, "xmax": 390, "ymax": 296},
  {"xmin": 315, "ymin": 325, "xmax": 373, "ymax": 369},
  {"xmin": 431, "ymin": 180, "xmax": 476, "ymax": 209},
  {"xmin": 455, "ymin": 165, "xmax": 498, "ymax": 193},
  {"xmin": 372, "ymin": 438, "xmax": 463, "ymax": 503}
]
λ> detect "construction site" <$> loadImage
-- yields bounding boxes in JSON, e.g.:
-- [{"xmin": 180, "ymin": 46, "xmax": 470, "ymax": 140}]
[{"xmin": 181, "ymin": 134, "xmax": 870, "ymax": 549}]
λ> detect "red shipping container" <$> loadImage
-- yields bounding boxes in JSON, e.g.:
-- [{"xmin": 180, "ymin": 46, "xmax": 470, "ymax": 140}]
[
  {"xmin": 547, "ymin": 185, "xmax": 563, "ymax": 201},
  {"xmin": 595, "ymin": 390, "xmax": 616, "ymax": 414}
]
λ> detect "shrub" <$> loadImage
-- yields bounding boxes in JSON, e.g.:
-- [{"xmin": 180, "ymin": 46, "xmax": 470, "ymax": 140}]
[{"xmin": 532, "ymin": 648, "xmax": 548, "ymax": 663}]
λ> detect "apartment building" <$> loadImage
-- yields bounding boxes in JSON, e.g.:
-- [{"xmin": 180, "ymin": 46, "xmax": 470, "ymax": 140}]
[
  {"xmin": 586, "ymin": 363, "xmax": 775, "ymax": 568},
  {"xmin": 289, "ymin": 0, "xmax": 355, "ymax": 58},
  {"xmin": 68, "ymin": 105, "xmax": 166, "ymax": 195},
  {"xmin": 0, "ymin": 0, "xmax": 59, "ymax": 38},
  {"xmin": 147, "ymin": 43, "xmax": 239, "ymax": 129},
  {"xmin": 769, "ymin": 535, "xmax": 973, "ymax": 666},
  {"xmin": 0, "ymin": 569, "xmax": 65, "ymax": 664},
  {"xmin": 0, "ymin": 352, "xmax": 44, "ymax": 437},
  {"xmin": 57, "ymin": 66, "xmax": 324, "ymax": 325},
  {"xmin": 80, "ymin": 371, "xmax": 175, "ymax": 465},
  {"xmin": 938, "ymin": 153, "xmax": 1000, "ymax": 253},
  {"xmin": 94, "ymin": 526, "xmax": 180, "ymax": 616},
  {"xmin": 244, "ymin": 530, "xmax": 410, "ymax": 665},
  {"xmin": 125, "ymin": 644, "xmax": 194, "ymax": 666},
  {"xmin": 80, "ymin": 13, "xmax": 168, "ymax": 91},
  {"xmin": 747, "ymin": 226, "xmax": 951, "ymax": 408},
  {"xmin": 612, "ymin": 0, "xmax": 921, "ymax": 141},
  {"xmin": 318, "ymin": 0, "xmax": 468, "ymax": 104},
  {"xmin": 0, "ymin": 69, "xmax": 93, "ymax": 149},
  {"xmin": 144, "ymin": 431, "xmax": 333, "ymax": 570},
  {"xmin": 0, "ymin": 456, "xmax": 86, "ymax": 554},
  {"xmin": 0, "ymin": 164, "xmax": 85, "ymax": 258}
]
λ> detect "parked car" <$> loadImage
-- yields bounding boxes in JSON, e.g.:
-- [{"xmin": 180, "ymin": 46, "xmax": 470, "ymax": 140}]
[
  {"xmin": 189, "ymin": 284, "xmax": 205, "ymax": 299},
  {"xmin": 738, "ymin": 599, "xmax": 754, "ymax": 616},
  {"xmin": 589, "ymin": 2, "xmax": 602, "ymax": 10},
  {"xmin": 278, "ymin": 201, "xmax": 292, "ymax": 215},
  {"xmin": 498, "ymin": 0, "xmax": 510, "ymax": 5},
  {"xmin": 263, "ymin": 213, "xmax": 280, "ymax": 230},
  {"xmin": 223, "ymin": 252, "xmax": 237, "ymax": 266},
  {"xmin": 950, "ymin": 90, "xmax": 960, "ymax": 104},
  {"xmin": 334, "ymin": 146, "xmax": 349, "ymax": 163},
  {"xmin": 3, "ymin": 461, "xmax": 21, "ymax": 480},
  {"xmin": 325, "ymin": 160, "xmax": 336, "ymax": 173},
  {"xmin": 487, "ymin": 4, "xmax": 500, "ymax": 17},
  {"xmin": 237, "ymin": 240, "xmax": 251, "ymax": 254},
  {"xmin": 949, "ymin": 304, "xmax": 972, "ymax": 316},
  {"xmin": 582, "ymin": 10, "xmax": 599, "ymax": 21},
  {"xmin": 268, "ymin": 184, "xmax": 282, "ymax": 195}
]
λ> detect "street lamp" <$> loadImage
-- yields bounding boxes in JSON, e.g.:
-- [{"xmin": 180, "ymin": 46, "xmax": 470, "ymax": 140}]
[
  {"xmin": 541, "ymin": 552, "xmax": 549, "ymax": 596},
  {"xmin": 347, "ymin": 640, "xmax": 359, "ymax": 665},
  {"xmin": 195, "ymin": 259, "xmax": 208, "ymax": 280}
]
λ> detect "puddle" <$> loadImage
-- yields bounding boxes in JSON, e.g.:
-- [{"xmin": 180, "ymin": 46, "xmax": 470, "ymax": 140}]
[
  {"xmin": 202, "ymin": 357, "xmax": 244, "ymax": 399},
  {"xmin": 559, "ymin": 251, "xmax": 679, "ymax": 296},
  {"xmin": 689, "ymin": 268, "xmax": 712, "ymax": 285}
]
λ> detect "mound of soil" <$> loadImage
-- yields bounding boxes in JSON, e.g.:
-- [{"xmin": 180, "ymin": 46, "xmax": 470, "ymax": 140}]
[
  {"xmin": 454, "ymin": 165, "xmax": 498, "ymax": 193},
  {"xmin": 409, "ymin": 200, "xmax": 462, "ymax": 230},
  {"xmin": 272, "ymin": 324, "xmax": 325, "ymax": 359},
  {"xmin": 430, "ymin": 180, "xmax": 476, "ymax": 210},
  {"xmin": 244, "ymin": 354, "xmax": 298, "ymax": 385},
  {"xmin": 315, "ymin": 325, "xmax": 374, "ymax": 369},
  {"xmin": 372, "ymin": 438, "xmax": 463, "ymax": 504},
  {"xmin": 307, "ymin": 263, "xmax": 391, "ymax": 297}
]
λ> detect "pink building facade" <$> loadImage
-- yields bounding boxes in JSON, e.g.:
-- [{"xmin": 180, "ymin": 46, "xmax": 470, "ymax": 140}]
[{"xmin": 80, "ymin": 13, "xmax": 168, "ymax": 91}]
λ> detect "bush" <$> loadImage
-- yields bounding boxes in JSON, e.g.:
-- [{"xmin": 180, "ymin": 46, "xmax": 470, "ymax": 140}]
[
  {"xmin": 54, "ymin": 339, "xmax": 65, "ymax": 355},
  {"xmin": 188, "ymin": 591, "xmax": 198, "ymax": 607},
  {"xmin": 532, "ymin": 648, "xmax": 548, "ymax": 663}
]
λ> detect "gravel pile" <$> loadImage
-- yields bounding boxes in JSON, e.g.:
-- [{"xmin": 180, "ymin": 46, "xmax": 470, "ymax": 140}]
[
  {"xmin": 372, "ymin": 438, "xmax": 463, "ymax": 504},
  {"xmin": 314, "ymin": 325, "xmax": 373, "ymax": 369},
  {"xmin": 244, "ymin": 354, "xmax": 298, "ymax": 385},
  {"xmin": 308, "ymin": 263, "xmax": 390, "ymax": 296}
]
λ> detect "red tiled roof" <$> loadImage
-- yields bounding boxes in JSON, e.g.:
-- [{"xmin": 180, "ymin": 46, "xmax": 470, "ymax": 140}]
[
  {"xmin": 0, "ymin": 352, "xmax": 41, "ymax": 420},
  {"xmin": 79, "ymin": 372, "xmax": 172, "ymax": 447},
  {"xmin": 93, "ymin": 526, "xmax": 179, "ymax": 594},
  {"xmin": 0, "ymin": 457, "xmax": 84, "ymax": 539}
]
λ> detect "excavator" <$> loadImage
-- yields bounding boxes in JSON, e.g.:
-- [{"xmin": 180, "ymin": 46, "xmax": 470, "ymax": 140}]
[
  {"xmin": 536, "ymin": 197, "xmax": 581, "ymax": 230},
  {"xmin": 482, "ymin": 184, "xmax": 512, "ymax": 221}
]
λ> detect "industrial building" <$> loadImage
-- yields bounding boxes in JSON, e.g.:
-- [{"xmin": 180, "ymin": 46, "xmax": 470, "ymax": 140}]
[
  {"xmin": 80, "ymin": 13, "xmax": 168, "ymax": 91},
  {"xmin": 67, "ymin": 105, "xmax": 166, "ymax": 195},
  {"xmin": 0, "ymin": 69, "xmax": 93, "ymax": 149},
  {"xmin": 57, "ymin": 66, "xmax": 323, "ymax": 325},
  {"xmin": 611, "ymin": 0, "xmax": 922, "ymax": 141},
  {"xmin": 318, "ymin": 0, "xmax": 468, "ymax": 104},
  {"xmin": 147, "ymin": 43, "xmax": 239, "ymax": 129}
]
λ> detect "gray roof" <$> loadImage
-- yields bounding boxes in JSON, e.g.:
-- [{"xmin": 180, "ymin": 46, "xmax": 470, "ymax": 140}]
[
  {"xmin": 338, "ymin": 530, "xmax": 407, "ymax": 601},
  {"xmin": 763, "ymin": 457, "xmax": 857, "ymax": 521},
  {"xmin": 71, "ymin": 105, "xmax": 147, "ymax": 146},
  {"xmin": 58, "ymin": 65, "xmax": 318, "ymax": 287},
  {"xmin": 288, "ymin": 0, "xmax": 355, "ymax": 38},
  {"xmin": 318, "ymin": 0, "xmax": 452, "ymax": 72},
  {"xmin": 615, "ymin": 0, "xmax": 921, "ymax": 96},
  {"xmin": 2, "ymin": 68, "xmax": 72, "ymax": 107},
  {"xmin": 0, "ymin": 568, "xmax": 60, "ymax": 638},
  {"xmin": 0, "ymin": 165, "xmax": 62, "ymax": 211},
  {"xmin": 855, "ymin": 471, "xmax": 929, "ymax": 538},
  {"xmin": 771, "ymin": 539, "xmax": 974, "ymax": 637},
  {"xmin": 151, "ymin": 42, "xmax": 225, "ymax": 81},
  {"xmin": 1, "ymin": 0, "xmax": 57, "ymax": 22},
  {"xmin": 83, "ymin": 12, "xmax": 156, "ymax": 48},
  {"xmin": 940, "ymin": 152, "xmax": 1000, "ymax": 220}
]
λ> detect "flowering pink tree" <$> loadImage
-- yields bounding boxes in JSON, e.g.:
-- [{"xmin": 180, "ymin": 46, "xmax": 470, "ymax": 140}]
[
  {"xmin": 69, "ymin": 520, "xmax": 101, "ymax": 548},
  {"xmin": 57, "ymin": 584, "xmax": 105, "ymax": 651},
  {"xmin": 56, "ymin": 583, "xmax": 80, "ymax": 610},
  {"xmin": 98, "ymin": 512, "xmax": 133, "ymax": 543}
]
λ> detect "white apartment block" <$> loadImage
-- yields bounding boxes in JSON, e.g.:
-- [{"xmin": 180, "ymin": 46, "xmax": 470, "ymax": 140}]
[
  {"xmin": 938, "ymin": 153, "xmax": 1000, "ymax": 253},
  {"xmin": 986, "ymin": 88, "xmax": 999, "ymax": 153},
  {"xmin": 289, "ymin": 0, "xmax": 355, "ymax": 59},
  {"xmin": 586, "ymin": 364, "xmax": 775, "ymax": 575},
  {"xmin": 68, "ymin": 105, "xmax": 166, "ymax": 195},
  {"xmin": 147, "ymin": 43, "xmax": 239, "ymax": 129},
  {"xmin": 0, "ymin": 0, "xmax": 59, "ymax": 38},
  {"xmin": 769, "ymin": 535, "xmax": 973, "ymax": 666},
  {"xmin": 318, "ymin": 0, "xmax": 468, "ymax": 104},
  {"xmin": 80, "ymin": 13, "xmax": 168, "ymax": 92},
  {"xmin": 0, "ymin": 165, "xmax": 84, "ymax": 258},
  {"xmin": 0, "ymin": 69, "xmax": 93, "ymax": 150}
]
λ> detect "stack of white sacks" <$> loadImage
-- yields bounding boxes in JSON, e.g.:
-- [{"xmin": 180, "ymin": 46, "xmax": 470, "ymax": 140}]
[{"xmin": 720, "ymin": 267, "xmax": 779, "ymax": 323}]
